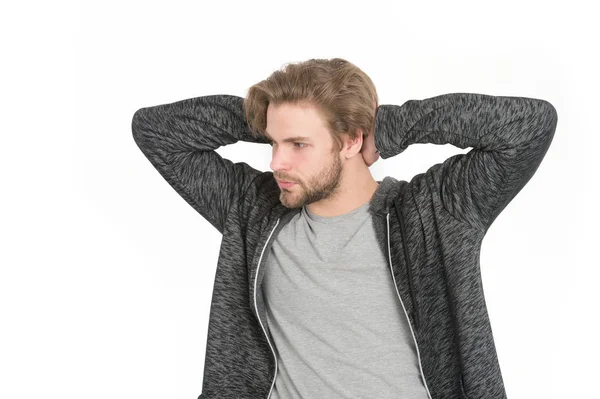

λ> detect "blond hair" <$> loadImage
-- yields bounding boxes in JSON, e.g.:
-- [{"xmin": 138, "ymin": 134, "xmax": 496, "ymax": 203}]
[{"xmin": 244, "ymin": 58, "xmax": 378, "ymax": 152}]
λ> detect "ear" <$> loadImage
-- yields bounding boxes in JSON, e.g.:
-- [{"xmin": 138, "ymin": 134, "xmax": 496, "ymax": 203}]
[{"xmin": 342, "ymin": 129, "xmax": 364, "ymax": 158}]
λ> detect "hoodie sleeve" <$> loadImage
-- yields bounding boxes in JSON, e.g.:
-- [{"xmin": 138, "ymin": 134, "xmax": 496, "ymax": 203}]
[
  {"xmin": 131, "ymin": 94, "xmax": 270, "ymax": 234},
  {"xmin": 373, "ymin": 92, "xmax": 558, "ymax": 233}
]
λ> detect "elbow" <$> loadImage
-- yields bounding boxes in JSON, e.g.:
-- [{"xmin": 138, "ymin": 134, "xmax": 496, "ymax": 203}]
[
  {"xmin": 529, "ymin": 99, "xmax": 558, "ymax": 156},
  {"xmin": 131, "ymin": 107, "xmax": 149, "ymax": 142},
  {"xmin": 528, "ymin": 98, "xmax": 558, "ymax": 141},
  {"xmin": 539, "ymin": 99, "xmax": 558, "ymax": 139},
  {"xmin": 536, "ymin": 97, "xmax": 558, "ymax": 124}
]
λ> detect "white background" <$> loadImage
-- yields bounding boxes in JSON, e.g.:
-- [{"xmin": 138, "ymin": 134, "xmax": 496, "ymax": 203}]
[{"xmin": 1, "ymin": 0, "xmax": 598, "ymax": 398}]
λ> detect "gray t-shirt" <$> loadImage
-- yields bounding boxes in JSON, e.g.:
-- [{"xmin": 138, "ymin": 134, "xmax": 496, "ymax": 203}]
[{"xmin": 262, "ymin": 201, "xmax": 429, "ymax": 398}]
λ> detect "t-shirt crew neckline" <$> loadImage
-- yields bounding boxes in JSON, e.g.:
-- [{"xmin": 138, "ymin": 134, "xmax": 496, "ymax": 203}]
[{"xmin": 303, "ymin": 201, "xmax": 371, "ymax": 225}]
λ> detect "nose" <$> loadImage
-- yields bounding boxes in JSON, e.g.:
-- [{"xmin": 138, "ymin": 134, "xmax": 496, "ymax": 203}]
[{"xmin": 269, "ymin": 146, "xmax": 290, "ymax": 172}]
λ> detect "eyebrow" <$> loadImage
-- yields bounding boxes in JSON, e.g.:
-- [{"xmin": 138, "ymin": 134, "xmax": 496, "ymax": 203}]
[{"xmin": 264, "ymin": 132, "xmax": 312, "ymax": 143}]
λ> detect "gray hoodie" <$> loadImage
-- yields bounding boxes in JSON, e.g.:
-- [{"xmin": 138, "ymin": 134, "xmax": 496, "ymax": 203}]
[{"xmin": 131, "ymin": 92, "xmax": 558, "ymax": 399}]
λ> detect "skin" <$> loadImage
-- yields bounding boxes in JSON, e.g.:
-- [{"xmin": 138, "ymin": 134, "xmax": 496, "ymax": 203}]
[{"xmin": 266, "ymin": 101, "xmax": 380, "ymax": 217}]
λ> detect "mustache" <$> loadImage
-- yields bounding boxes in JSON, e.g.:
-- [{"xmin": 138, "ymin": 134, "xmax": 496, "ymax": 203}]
[{"xmin": 275, "ymin": 176, "xmax": 297, "ymax": 182}]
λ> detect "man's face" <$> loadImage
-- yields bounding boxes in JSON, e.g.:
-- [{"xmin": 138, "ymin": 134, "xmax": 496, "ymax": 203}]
[{"xmin": 266, "ymin": 102, "xmax": 344, "ymax": 209}]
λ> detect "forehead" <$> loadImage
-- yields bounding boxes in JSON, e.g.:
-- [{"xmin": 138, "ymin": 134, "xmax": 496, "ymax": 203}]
[{"xmin": 265, "ymin": 102, "xmax": 330, "ymax": 141}]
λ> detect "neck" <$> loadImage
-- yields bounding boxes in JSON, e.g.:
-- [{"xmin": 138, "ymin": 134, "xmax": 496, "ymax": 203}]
[{"xmin": 306, "ymin": 161, "xmax": 379, "ymax": 218}]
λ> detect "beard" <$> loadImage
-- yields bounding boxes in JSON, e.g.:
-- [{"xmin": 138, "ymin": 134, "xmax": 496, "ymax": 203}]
[{"xmin": 278, "ymin": 151, "xmax": 344, "ymax": 209}]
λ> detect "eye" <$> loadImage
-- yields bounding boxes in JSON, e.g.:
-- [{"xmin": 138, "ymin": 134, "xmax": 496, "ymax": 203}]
[{"xmin": 294, "ymin": 143, "xmax": 307, "ymax": 149}]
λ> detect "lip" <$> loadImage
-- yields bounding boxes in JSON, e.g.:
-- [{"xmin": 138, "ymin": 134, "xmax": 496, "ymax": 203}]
[{"xmin": 277, "ymin": 180, "xmax": 296, "ymax": 189}]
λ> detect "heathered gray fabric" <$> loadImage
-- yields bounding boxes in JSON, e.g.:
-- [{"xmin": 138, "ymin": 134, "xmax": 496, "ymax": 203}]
[
  {"xmin": 263, "ymin": 201, "xmax": 429, "ymax": 399},
  {"xmin": 131, "ymin": 92, "xmax": 558, "ymax": 399}
]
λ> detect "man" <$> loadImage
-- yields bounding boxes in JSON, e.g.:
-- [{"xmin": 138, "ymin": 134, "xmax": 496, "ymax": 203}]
[{"xmin": 132, "ymin": 58, "xmax": 557, "ymax": 399}]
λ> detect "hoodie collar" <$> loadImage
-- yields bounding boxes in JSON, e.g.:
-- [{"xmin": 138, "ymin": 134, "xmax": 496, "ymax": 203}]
[{"xmin": 369, "ymin": 176, "xmax": 406, "ymax": 216}]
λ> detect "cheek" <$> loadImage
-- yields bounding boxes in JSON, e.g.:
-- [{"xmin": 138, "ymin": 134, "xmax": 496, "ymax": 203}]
[
  {"xmin": 293, "ymin": 153, "xmax": 313, "ymax": 182},
  {"xmin": 292, "ymin": 150, "xmax": 310, "ymax": 165}
]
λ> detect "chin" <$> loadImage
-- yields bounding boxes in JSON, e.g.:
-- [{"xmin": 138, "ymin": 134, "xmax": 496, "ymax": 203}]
[{"xmin": 280, "ymin": 192, "xmax": 304, "ymax": 209}]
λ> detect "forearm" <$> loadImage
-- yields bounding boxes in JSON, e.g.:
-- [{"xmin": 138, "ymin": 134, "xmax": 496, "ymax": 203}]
[
  {"xmin": 373, "ymin": 92, "xmax": 558, "ymax": 159},
  {"xmin": 131, "ymin": 94, "xmax": 270, "ymax": 157}
]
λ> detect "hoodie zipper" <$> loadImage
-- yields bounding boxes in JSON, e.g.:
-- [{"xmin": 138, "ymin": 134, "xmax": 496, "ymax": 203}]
[
  {"xmin": 395, "ymin": 199, "xmax": 420, "ymax": 330},
  {"xmin": 386, "ymin": 213, "xmax": 433, "ymax": 399},
  {"xmin": 254, "ymin": 219, "xmax": 280, "ymax": 399},
  {"xmin": 254, "ymin": 218, "xmax": 281, "ymax": 399},
  {"xmin": 460, "ymin": 371, "xmax": 472, "ymax": 399}
]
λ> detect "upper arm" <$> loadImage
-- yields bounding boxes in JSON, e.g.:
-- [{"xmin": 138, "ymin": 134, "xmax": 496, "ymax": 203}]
[
  {"xmin": 131, "ymin": 96, "xmax": 267, "ymax": 234},
  {"xmin": 429, "ymin": 101, "xmax": 558, "ymax": 233},
  {"xmin": 159, "ymin": 148, "xmax": 263, "ymax": 234}
]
